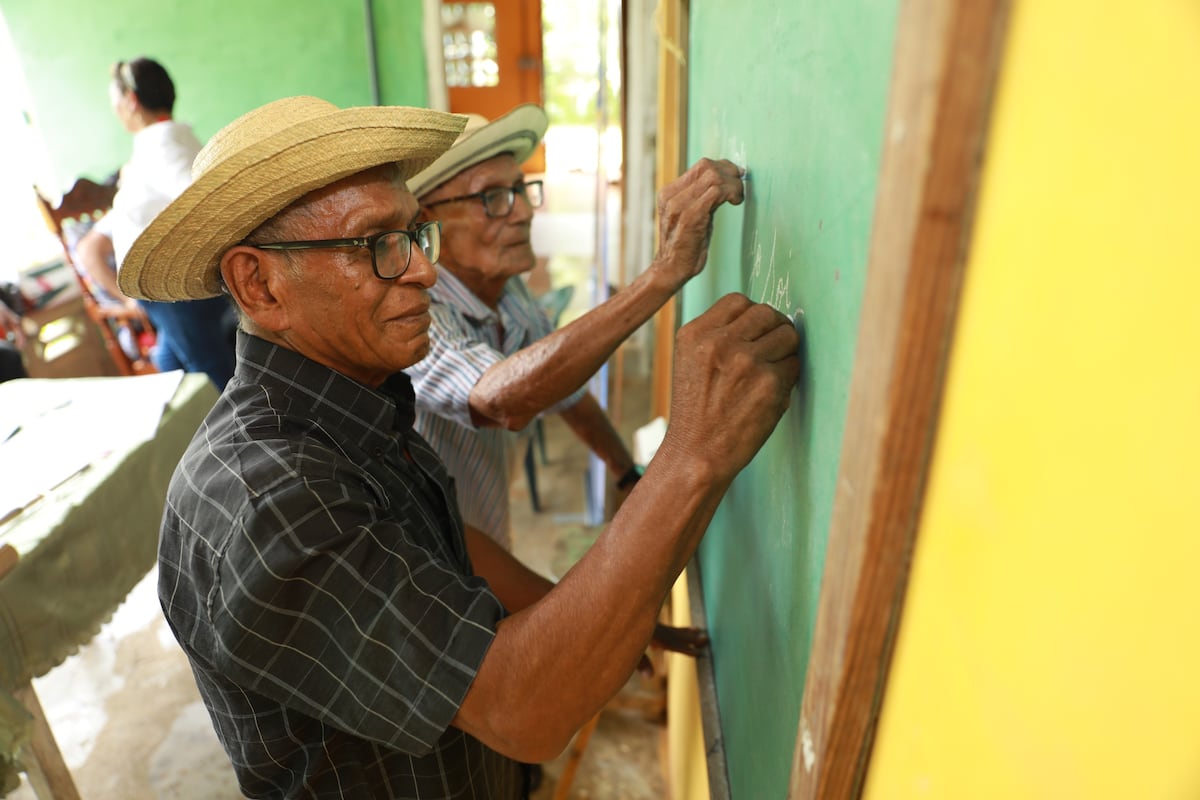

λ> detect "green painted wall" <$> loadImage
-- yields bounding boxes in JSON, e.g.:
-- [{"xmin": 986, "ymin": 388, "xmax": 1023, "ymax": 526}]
[
  {"xmin": 681, "ymin": 0, "xmax": 899, "ymax": 796},
  {"xmin": 1, "ymin": 0, "xmax": 428, "ymax": 193}
]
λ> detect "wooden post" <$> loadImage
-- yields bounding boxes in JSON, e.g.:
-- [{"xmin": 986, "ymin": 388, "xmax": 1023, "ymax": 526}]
[
  {"xmin": 649, "ymin": 0, "xmax": 689, "ymax": 421},
  {"xmin": 552, "ymin": 714, "xmax": 601, "ymax": 800},
  {"xmin": 788, "ymin": 0, "xmax": 1011, "ymax": 797},
  {"xmin": 13, "ymin": 685, "xmax": 82, "ymax": 800}
]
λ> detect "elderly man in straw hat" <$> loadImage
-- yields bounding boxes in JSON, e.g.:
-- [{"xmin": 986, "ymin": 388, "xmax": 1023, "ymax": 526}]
[
  {"xmin": 407, "ymin": 105, "xmax": 735, "ymax": 551},
  {"xmin": 119, "ymin": 96, "xmax": 800, "ymax": 799}
]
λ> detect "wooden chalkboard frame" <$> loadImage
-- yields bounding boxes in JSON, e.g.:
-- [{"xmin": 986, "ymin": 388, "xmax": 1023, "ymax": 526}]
[
  {"xmin": 787, "ymin": 0, "xmax": 1011, "ymax": 797},
  {"xmin": 649, "ymin": 0, "xmax": 688, "ymax": 421}
]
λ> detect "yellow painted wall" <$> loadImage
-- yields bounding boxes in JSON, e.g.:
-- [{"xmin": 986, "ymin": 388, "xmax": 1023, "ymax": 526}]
[
  {"xmin": 668, "ymin": 571, "xmax": 711, "ymax": 800},
  {"xmin": 864, "ymin": 1, "xmax": 1200, "ymax": 798}
]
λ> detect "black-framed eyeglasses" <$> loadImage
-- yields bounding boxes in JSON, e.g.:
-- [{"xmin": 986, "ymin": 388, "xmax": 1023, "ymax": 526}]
[
  {"xmin": 423, "ymin": 180, "xmax": 544, "ymax": 218},
  {"xmin": 247, "ymin": 221, "xmax": 441, "ymax": 280}
]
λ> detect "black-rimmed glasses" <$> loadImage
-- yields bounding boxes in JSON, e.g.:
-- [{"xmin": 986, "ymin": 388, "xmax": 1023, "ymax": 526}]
[
  {"xmin": 248, "ymin": 221, "xmax": 441, "ymax": 280},
  {"xmin": 423, "ymin": 180, "xmax": 544, "ymax": 218}
]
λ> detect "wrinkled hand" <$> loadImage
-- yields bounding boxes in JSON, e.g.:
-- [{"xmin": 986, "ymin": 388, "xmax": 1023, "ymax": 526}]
[
  {"xmin": 667, "ymin": 294, "xmax": 801, "ymax": 483},
  {"xmin": 636, "ymin": 624, "xmax": 711, "ymax": 678},
  {"xmin": 0, "ymin": 302, "xmax": 25, "ymax": 348},
  {"xmin": 652, "ymin": 158, "xmax": 746, "ymax": 290}
]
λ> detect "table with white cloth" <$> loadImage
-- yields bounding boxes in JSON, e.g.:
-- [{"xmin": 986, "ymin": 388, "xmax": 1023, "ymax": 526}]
[{"xmin": 0, "ymin": 371, "xmax": 217, "ymax": 794}]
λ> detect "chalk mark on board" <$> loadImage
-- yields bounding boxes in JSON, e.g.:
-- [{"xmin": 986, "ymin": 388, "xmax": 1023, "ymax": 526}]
[
  {"xmin": 750, "ymin": 229, "xmax": 792, "ymax": 313},
  {"xmin": 759, "ymin": 236, "xmax": 775, "ymax": 305},
  {"xmin": 749, "ymin": 228, "xmax": 762, "ymax": 285}
]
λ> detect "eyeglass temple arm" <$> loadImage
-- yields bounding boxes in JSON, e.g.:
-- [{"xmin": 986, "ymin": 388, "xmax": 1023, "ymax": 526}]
[{"xmin": 254, "ymin": 237, "xmax": 367, "ymax": 250}]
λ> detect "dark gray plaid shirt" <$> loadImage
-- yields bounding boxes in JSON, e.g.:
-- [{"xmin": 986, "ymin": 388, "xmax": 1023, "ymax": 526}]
[{"xmin": 158, "ymin": 332, "xmax": 525, "ymax": 799}]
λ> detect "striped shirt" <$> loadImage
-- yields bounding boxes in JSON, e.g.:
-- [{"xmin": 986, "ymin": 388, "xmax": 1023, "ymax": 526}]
[
  {"xmin": 407, "ymin": 268, "xmax": 585, "ymax": 549},
  {"xmin": 158, "ymin": 332, "xmax": 526, "ymax": 799}
]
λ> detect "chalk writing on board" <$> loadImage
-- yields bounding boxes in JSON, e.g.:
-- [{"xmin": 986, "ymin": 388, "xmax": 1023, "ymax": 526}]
[
  {"xmin": 749, "ymin": 228, "xmax": 792, "ymax": 313},
  {"xmin": 727, "ymin": 132, "xmax": 747, "ymax": 170}
]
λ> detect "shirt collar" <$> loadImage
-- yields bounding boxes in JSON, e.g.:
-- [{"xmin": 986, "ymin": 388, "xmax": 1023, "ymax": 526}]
[
  {"xmin": 234, "ymin": 331, "xmax": 417, "ymax": 447},
  {"xmin": 429, "ymin": 264, "xmax": 497, "ymax": 323}
]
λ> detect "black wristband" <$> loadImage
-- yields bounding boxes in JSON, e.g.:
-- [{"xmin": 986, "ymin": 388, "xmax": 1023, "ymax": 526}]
[{"xmin": 616, "ymin": 465, "xmax": 643, "ymax": 490}]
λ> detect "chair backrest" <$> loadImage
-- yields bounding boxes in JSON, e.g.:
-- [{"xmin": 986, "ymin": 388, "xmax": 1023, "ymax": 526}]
[
  {"xmin": 36, "ymin": 178, "xmax": 117, "ymax": 238},
  {"xmin": 34, "ymin": 179, "xmax": 157, "ymax": 377}
]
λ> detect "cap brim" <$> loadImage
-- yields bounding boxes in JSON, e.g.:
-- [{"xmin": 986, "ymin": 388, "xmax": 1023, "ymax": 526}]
[{"xmin": 407, "ymin": 104, "xmax": 548, "ymax": 198}]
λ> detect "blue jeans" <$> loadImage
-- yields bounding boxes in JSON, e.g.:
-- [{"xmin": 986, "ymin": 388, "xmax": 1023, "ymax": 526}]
[{"xmin": 141, "ymin": 297, "xmax": 237, "ymax": 390}]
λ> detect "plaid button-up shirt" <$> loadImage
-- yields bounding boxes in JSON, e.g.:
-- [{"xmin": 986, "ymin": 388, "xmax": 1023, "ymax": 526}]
[{"xmin": 159, "ymin": 332, "xmax": 525, "ymax": 799}]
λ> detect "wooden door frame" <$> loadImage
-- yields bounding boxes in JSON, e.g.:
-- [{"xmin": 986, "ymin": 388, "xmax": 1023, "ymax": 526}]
[
  {"xmin": 788, "ymin": 0, "xmax": 1011, "ymax": 797},
  {"xmin": 649, "ymin": 0, "xmax": 688, "ymax": 421},
  {"xmin": 423, "ymin": 0, "xmax": 450, "ymax": 110},
  {"xmin": 447, "ymin": 0, "xmax": 542, "ymax": 115}
]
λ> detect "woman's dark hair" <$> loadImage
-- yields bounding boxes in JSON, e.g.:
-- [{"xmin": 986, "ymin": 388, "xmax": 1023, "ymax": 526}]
[{"xmin": 111, "ymin": 57, "xmax": 176, "ymax": 113}]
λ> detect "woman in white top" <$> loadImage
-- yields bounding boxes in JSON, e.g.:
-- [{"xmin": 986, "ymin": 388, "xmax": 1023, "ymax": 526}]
[{"xmin": 75, "ymin": 57, "xmax": 236, "ymax": 388}]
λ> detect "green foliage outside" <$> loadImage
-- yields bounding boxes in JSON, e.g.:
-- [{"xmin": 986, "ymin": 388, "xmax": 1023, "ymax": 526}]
[{"xmin": 541, "ymin": 0, "xmax": 621, "ymax": 128}]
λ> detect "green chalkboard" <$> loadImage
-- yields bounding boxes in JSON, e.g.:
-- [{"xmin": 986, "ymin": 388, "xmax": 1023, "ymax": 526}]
[{"xmin": 681, "ymin": 1, "xmax": 899, "ymax": 796}]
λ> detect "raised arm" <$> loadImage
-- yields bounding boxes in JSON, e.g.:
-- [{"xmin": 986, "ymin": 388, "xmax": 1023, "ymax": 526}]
[
  {"xmin": 469, "ymin": 158, "xmax": 747, "ymax": 431},
  {"xmin": 454, "ymin": 293, "xmax": 801, "ymax": 762},
  {"xmin": 75, "ymin": 227, "xmax": 122, "ymax": 300}
]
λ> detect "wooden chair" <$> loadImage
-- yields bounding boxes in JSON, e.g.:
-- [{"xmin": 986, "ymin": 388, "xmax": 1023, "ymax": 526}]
[{"xmin": 34, "ymin": 179, "xmax": 157, "ymax": 377}]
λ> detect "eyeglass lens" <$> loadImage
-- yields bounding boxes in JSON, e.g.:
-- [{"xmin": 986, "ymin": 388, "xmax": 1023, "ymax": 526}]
[
  {"xmin": 373, "ymin": 223, "xmax": 441, "ymax": 279},
  {"xmin": 483, "ymin": 181, "xmax": 544, "ymax": 217}
]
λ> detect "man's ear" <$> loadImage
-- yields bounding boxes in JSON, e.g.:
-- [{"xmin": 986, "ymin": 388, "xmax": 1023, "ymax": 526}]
[{"xmin": 220, "ymin": 246, "xmax": 290, "ymax": 333}]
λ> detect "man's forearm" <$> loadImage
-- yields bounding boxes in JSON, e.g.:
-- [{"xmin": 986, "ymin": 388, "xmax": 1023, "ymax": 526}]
[
  {"xmin": 468, "ymin": 268, "xmax": 677, "ymax": 430},
  {"xmin": 75, "ymin": 230, "xmax": 126, "ymax": 302},
  {"xmin": 469, "ymin": 158, "xmax": 748, "ymax": 432},
  {"xmin": 452, "ymin": 292, "xmax": 802, "ymax": 763},
  {"xmin": 455, "ymin": 438, "xmax": 729, "ymax": 762}
]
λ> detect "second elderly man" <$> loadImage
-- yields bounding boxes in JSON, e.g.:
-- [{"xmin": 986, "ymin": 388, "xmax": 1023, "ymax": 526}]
[{"xmin": 408, "ymin": 104, "xmax": 742, "ymax": 549}]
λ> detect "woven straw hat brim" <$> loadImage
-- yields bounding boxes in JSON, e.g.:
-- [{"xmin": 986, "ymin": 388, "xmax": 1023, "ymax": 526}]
[
  {"xmin": 407, "ymin": 103, "xmax": 548, "ymax": 199},
  {"xmin": 119, "ymin": 100, "xmax": 466, "ymax": 302}
]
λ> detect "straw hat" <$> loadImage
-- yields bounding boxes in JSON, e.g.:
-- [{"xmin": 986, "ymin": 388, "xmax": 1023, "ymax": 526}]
[
  {"xmin": 118, "ymin": 96, "xmax": 467, "ymax": 302},
  {"xmin": 407, "ymin": 103, "xmax": 547, "ymax": 199}
]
